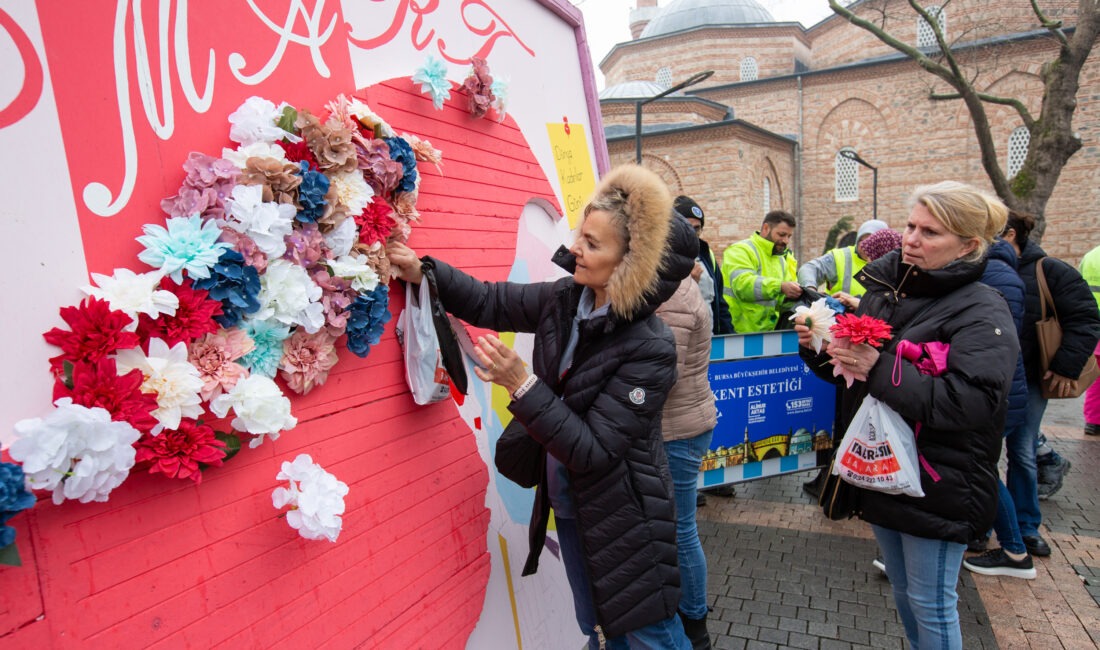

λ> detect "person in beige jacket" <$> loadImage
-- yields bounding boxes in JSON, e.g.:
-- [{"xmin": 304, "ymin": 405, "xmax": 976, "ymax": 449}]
[{"xmin": 656, "ymin": 275, "xmax": 718, "ymax": 650}]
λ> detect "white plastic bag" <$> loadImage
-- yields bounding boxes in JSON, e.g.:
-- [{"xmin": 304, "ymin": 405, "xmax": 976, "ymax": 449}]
[
  {"xmin": 832, "ymin": 396, "xmax": 924, "ymax": 497},
  {"xmin": 396, "ymin": 280, "xmax": 452, "ymax": 405}
]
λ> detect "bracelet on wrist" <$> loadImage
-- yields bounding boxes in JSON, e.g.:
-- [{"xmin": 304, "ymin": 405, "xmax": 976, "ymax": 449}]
[{"xmin": 511, "ymin": 374, "xmax": 538, "ymax": 400}]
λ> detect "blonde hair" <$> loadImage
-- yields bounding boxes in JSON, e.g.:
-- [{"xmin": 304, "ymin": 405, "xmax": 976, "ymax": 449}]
[{"xmin": 908, "ymin": 181, "xmax": 1007, "ymax": 262}]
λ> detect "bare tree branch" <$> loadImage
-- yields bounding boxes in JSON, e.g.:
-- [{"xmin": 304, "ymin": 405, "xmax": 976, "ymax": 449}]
[
  {"xmin": 929, "ymin": 91, "xmax": 1036, "ymax": 127},
  {"xmin": 1029, "ymin": 0, "xmax": 1070, "ymax": 47}
]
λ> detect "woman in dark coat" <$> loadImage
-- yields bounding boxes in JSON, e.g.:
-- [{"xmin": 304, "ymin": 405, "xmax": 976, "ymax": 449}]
[
  {"xmin": 388, "ymin": 165, "xmax": 696, "ymax": 649},
  {"xmin": 795, "ymin": 181, "xmax": 1017, "ymax": 649}
]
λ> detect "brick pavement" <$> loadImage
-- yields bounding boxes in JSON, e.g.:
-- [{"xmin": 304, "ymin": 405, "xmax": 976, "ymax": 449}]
[{"xmin": 697, "ymin": 395, "xmax": 1100, "ymax": 649}]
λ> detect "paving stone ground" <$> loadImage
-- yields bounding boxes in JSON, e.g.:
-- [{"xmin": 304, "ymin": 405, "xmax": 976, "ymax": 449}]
[{"xmin": 696, "ymin": 394, "xmax": 1100, "ymax": 649}]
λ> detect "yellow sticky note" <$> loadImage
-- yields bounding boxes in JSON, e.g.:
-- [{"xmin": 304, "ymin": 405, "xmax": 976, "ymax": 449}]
[{"xmin": 546, "ymin": 121, "xmax": 596, "ymax": 228}]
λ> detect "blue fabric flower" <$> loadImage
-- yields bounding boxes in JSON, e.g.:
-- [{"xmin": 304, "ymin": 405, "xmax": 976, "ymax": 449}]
[
  {"xmin": 0, "ymin": 461, "xmax": 35, "ymax": 549},
  {"xmin": 240, "ymin": 318, "xmax": 291, "ymax": 377},
  {"xmin": 346, "ymin": 284, "xmax": 391, "ymax": 358},
  {"xmin": 192, "ymin": 249, "xmax": 262, "ymax": 327},
  {"xmin": 137, "ymin": 214, "xmax": 231, "ymax": 283},
  {"xmin": 412, "ymin": 55, "xmax": 451, "ymax": 110},
  {"xmin": 295, "ymin": 161, "xmax": 330, "ymax": 223},
  {"xmin": 383, "ymin": 137, "xmax": 418, "ymax": 195},
  {"xmin": 824, "ymin": 295, "xmax": 847, "ymax": 314}
]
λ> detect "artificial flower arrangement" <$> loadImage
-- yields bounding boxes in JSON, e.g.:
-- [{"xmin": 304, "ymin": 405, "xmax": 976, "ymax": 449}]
[
  {"xmin": 272, "ymin": 454, "xmax": 349, "ymax": 543},
  {"xmin": 413, "ymin": 55, "xmax": 509, "ymax": 121},
  {"xmin": 827, "ymin": 313, "xmax": 894, "ymax": 387},
  {"xmin": 6, "ymin": 94, "xmax": 445, "ymax": 545}
]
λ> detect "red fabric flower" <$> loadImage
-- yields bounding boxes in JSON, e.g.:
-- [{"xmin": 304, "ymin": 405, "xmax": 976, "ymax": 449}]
[
  {"xmin": 135, "ymin": 419, "xmax": 226, "ymax": 484},
  {"xmin": 354, "ymin": 201, "xmax": 396, "ymax": 246},
  {"xmin": 136, "ymin": 278, "xmax": 223, "ymax": 348},
  {"xmin": 278, "ymin": 139, "xmax": 319, "ymax": 170},
  {"xmin": 829, "ymin": 313, "xmax": 893, "ymax": 348},
  {"xmin": 53, "ymin": 357, "xmax": 159, "ymax": 433},
  {"xmin": 43, "ymin": 297, "xmax": 140, "ymax": 378}
]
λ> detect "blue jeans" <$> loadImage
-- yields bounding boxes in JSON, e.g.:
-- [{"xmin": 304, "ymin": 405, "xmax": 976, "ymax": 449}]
[
  {"xmin": 872, "ymin": 525, "xmax": 966, "ymax": 650},
  {"xmin": 991, "ymin": 479, "xmax": 1027, "ymax": 554},
  {"xmin": 1007, "ymin": 381, "xmax": 1045, "ymax": 538},
  {"xmin": 664, "ymin": 430, "xmax": 714, "ymax": 619},
  {"xmin": 557, "ymin": 517, "xmax": 690, "ymax": 650}
]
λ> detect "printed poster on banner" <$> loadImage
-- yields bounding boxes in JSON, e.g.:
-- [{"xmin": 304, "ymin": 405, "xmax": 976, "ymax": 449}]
[{"xmin": 704, "ymin": 355, "xmax": 836, "ymax": 471}]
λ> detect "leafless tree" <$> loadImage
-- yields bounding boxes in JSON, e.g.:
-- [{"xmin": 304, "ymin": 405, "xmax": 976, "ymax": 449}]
[{"xmin": 828, "ymin": 0, "xmax": 1100, "ymax": 238}]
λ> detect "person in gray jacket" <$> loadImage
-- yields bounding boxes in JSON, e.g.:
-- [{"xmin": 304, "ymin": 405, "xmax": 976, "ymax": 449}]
[{"xmin": 388, "ymin": 165, "xmax": 696, "ymax": 648}]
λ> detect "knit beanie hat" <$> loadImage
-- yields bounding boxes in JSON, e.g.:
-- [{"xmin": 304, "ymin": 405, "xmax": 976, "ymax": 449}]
[
  {"xmin": 859, "ymin": 228, "xmax": 903, "ymax": 261},
  {"xmin": 856, "ymin": 219, "xmax": 889, "ymax": 242},
  {"xmin": 673, "ymin": 195, "xmax": 705, "ymax": 227}
]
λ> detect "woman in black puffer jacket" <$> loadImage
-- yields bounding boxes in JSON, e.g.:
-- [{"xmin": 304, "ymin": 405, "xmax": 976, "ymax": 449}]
[
  {"xmin": 796, "ymin": 182, "xmax": 1017, "ymax": 650},
  {"xmin": 388, "ymin": 165, "xmax": 696, "ymax": 648}
]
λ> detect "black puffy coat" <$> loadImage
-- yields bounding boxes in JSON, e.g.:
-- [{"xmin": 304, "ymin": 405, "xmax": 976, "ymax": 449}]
[
  {"xmin": 1016, "ymin": 240, "xmax": 1100, "ymax": 382},
  {"xmin": 980, "ymin": 239, "xmax": 1028, "ymax": 431},
  {"xmin": 427, "ymin": 215, "xmax": 698, "ymax": 638},
  {"xmin": 802, "ymin": 251, "xmax": 1018, "ymax": 543}
]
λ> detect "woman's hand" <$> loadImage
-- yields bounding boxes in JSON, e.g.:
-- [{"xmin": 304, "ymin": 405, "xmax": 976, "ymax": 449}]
[
  {"xmin": 386, "ymin": 241, "xmax": 424, "ymax": 284},
  {"xmin": 1043, "ymin": 370, "xmax": 1078, "ymax": 398},
  {"xmin": 832, "ymin": 342, "xmax": 880, "ymax": 377},
  {"xmin": 831, "ymin": 291, "xmax": 860, "ymax": 311},
  {"xmin": 792, "ymin": 317, "xmax": 815, "ymax": 350},
  {"xmin": 472, "ymin": 335, "xmax": 528, "ymax": 394}
]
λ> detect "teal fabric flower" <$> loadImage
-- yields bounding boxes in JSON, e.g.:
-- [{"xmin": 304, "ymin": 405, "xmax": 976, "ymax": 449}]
[
  {"xmin": 412, "ymin": 55, "xmax": 451, "ymax": 110},
  {"xmin": 491, "ymin": 77, "xmax": 509, "ymax": 119},
  {"xmin": 240, "ymin": 318, "xmax": 291, "ymax": 378},
  {"xmin": 137, "ymin": 215, "xmax": 231, "ymax": 283}
]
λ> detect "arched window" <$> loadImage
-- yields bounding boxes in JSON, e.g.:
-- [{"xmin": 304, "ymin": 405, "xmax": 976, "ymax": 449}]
[
  {"xmin": 835, "ymin": 149, "xmax": 859, "ymax": 202},
  {"xmin": 740, "ymin": 57, "xmax": 758, "ymax": 82},
  {"xmin": 763, "ymin": 177, "xmax": 771, "ymax": 214},
  {"xmin": 917, "ymin": 6, "xmax": 946, "ymax": 49},
  {"xmin": 1007, "ymin": 126, "xmax": 1030, "ymax": 178},
  {"xmin": 655, "ymin": 66, "xmax": 673, "ymax": 89}
]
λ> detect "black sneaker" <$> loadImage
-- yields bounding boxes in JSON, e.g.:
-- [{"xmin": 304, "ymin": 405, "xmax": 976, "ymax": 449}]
[
  {"xmin": 1037, "ymin": 457, "xmax": 1071, "ymax": 500},
  {"xmin": 963, "ymin": 548, "xmax": 1036, "ymax": 579},
  {"xmin": 1086, "ymin": 423, "xmax": 1100, "ymax": 436},
  {"xmin": 1022, "ymin": 535, "xmax": 1051, "ymax": 557}
]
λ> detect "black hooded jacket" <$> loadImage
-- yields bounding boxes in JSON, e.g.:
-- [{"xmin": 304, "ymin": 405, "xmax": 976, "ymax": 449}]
[
  {"xmin": 1015, "ymin": 240, "xmax": 1100, "ymax": 382},
  {"xmin": 801, "ymin": 251, "xmax": 1018, "ymax": 543},
  {"xmin": 426, "ymin": 215, "xmax": 698, "ymax": 638}
]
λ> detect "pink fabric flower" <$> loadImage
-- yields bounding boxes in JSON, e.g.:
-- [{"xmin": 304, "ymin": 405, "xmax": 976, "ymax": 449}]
[
  {"xmin": 280, "ymin": 330, "xmax": 339, "ymax": 395},
  {"xmin": 283, "ymin": 222, "xmax": 326, "ymax": 268},
  {"xmin": 161, "ymin": 152, "xmax": 239, "ymax": 220},
  {"xmin": 463, "ymin": 58, "xmax": 495, "ymax": 118},
  {"xmin": 219, "ymin": 228, "xmax": 268, "ymax": 272},
  {"xmin": 353, "ymin": 136, "xmax": 403, "ymax": 198},
  {"xmin": 310, "ymin": 268, "xmax": 356, "ymax": 332},
  {"xmin": 188, "ymin": 328, "xmax": 255, "ymax": 401}
]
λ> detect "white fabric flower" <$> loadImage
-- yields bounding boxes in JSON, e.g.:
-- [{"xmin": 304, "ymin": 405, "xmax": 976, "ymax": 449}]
[
  {"xmin": 115, "ymin": 338, "xmax": 204, "ymax": 433},
  {"xmin": 223, "ymin": 184, "xmax": 296, "ymax": 258},
  {"xmin": 254, "ymin": 259, "xmax": 326, "ymax": 333},
  {"xmin": 228, "ymin": 96, "xmax": 300, "ymax": 146},
  {"xmin": 83, "ymin": 267, "xmax": 179, "ymax": 327},
  {"xmin": 210, "ymin": 374, "xmax": 297, "ymax": 447},
  {"xmin": 328, "ymin": 170, "xmax": 374, "ymax": 215},
  {"xmin": 221, "ymin": 141, "xmax": 290, "ymax": 169},
  {"xmin": 271, "ymin": 453, "xmax": 349, "ymax": 542},
  {"xmin": 322, "ymin": 216, "xmax": 358, "ymax": 258},
  {"xmin": 793, "ymin": 298, "xmax": 838, "ymax": 354},
  {"xmin": 346, "ymin": 98, "xmax": 395, "ymax": 138},
  {"xmin": 327, "ymin": 253, "xmax": 380, "ymax": 293},
  {"xmin": 10, "ymin": 398, "xmax": 140, "ymax": 505}
]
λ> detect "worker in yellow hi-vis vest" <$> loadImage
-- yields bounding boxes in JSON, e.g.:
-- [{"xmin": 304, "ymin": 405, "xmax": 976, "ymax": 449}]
[
  {"xmin": 797, "ymin": 219, "xmax": 889, "ymax": 299},
  {"xmin": 721, "ymin": 211, "xmax": 800, "ymax": 333}
]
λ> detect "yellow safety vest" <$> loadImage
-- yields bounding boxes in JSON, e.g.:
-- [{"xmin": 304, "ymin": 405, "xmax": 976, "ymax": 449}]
[{"xmin": 828, "ymin": 245, "xmax": 869, "ymax": 297}]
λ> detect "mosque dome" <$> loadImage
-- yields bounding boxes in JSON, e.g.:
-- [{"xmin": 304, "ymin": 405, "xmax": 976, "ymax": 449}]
[
  {"xmin": 599, "ymin": 80, "xmax": 684, "ymax": 99},
  {"xmin": 640, "ymin": 0, "xmax": 775, "ymax": 38}
]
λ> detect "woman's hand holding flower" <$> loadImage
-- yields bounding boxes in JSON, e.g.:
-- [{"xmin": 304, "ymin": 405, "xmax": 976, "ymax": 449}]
[
  {"xmin": 472, "ymin": 335, "xmax": 527, "ymax": 394},
  {"xmin": 386, "ymin": 241, "xmax": 423, "ymax": 284},
  {"xmin": 792, "ymin": 317, "xmax": 815, "ymax": 350}
]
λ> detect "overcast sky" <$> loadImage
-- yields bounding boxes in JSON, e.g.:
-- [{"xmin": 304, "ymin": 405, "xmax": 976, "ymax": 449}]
[{"xmin": 570, "ymin": 0, "xmax": 838, "ymax": 87}]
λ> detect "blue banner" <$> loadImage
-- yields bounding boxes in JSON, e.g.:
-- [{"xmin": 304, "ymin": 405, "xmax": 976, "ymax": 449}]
[{"xmin": 703, "ymin": 354, "xmax": 836, "ymax": 471}]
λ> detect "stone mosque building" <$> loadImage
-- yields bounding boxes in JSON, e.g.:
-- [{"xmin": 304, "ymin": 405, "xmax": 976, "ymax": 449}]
[{"xmin": 597, "ymin": 0, "xmax": 1100, "ymax": 262}]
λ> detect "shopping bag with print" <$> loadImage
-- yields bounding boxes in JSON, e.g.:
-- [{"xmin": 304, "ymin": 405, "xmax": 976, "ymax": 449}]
[
  {"xmin": 832, "ymin": 396, "xmax": 924, "ymax": 497},
  {"xmin": 396, "ymin": 280, "xmax": 452, "ymax": 405}
]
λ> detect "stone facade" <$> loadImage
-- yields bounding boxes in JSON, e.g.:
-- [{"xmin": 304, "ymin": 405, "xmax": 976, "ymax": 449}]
[{"xmin": 600, "ymin": 0, "xmax": 1100, "ymax": 264}]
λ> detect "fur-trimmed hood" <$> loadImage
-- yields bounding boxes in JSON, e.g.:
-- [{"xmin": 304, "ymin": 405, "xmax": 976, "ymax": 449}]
[{"xmin": 593, "ymin": 165, "xmax": 675, "ymax": 321}]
